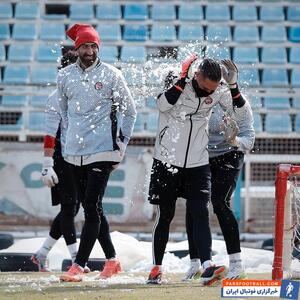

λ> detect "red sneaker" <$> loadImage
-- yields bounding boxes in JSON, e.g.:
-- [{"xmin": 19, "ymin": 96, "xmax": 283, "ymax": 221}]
[
  {"xmin": 99, "ymin": 259, "xmax": 122, "ymax": 279},
  {"xmin": 60, "ymin": 263, "xmax": 84, "ymax": 282},
  {"xmin": 31, "ymin": 254, "xmax": 50, "ymax": 272},
  {"xmin": 146, "ymin": 266, "xmax": 162, "ymax": 285}
]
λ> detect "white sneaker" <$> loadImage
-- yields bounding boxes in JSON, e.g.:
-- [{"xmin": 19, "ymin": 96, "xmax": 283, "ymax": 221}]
[
  {"xmin": 182, "ymin": 259, "xmax": 201, "ymax": 281},
  {"xmin": 226, "ymin": 260, "xmax": 246, "ymax": 280}
]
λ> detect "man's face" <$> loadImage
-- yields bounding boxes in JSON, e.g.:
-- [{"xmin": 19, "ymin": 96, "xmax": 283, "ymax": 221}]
[
  {"xmin": 194, "ymin": 71, "xmax": 220, "ymax": 95},
  {"xmin": 77, "ymin": 43, "xmax": 98, "ymax": 67}
]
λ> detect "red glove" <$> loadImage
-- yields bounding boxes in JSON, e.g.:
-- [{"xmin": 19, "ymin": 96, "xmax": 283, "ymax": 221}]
[{"xmin": 180, "ymin": 54, "xmax": 198, "ymax": 80}]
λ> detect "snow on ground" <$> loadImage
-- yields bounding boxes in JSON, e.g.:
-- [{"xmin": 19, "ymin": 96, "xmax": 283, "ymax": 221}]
[{"xmin": 0, "ymin": 231, "xmax": 274, "ymax": 274}]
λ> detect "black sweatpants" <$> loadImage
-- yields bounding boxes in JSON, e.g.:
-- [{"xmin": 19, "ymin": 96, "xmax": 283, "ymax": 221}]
[
  {"xmin": 187, "ymin": 151, "xmax": 244, "ymax": 258},
  {"xmin": 149, "ymin": 159, "xmax": 211, "ymax": 265},
  {"xmin": 73, "ymin": 161, "xmax": 116, "ymax": 267}
]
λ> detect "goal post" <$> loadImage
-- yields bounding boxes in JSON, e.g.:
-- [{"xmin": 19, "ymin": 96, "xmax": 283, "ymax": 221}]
[{"xmin": 272, "ymin": 164, "xmax": 300, "ymax": 280}]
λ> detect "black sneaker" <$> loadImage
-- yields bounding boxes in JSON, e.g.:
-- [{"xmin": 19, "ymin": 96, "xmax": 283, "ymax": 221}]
[
  {"xmin": 200, "ymin": 265, "xmax": 227, "ymax": 286},
  {"xmin": 146, "ymin": 266, "xmax": 162, "ymax": 285}
]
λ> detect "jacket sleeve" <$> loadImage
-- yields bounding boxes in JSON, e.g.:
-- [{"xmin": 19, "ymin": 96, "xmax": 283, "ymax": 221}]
[
  {"xmin": 45, "ymin": 89, "xmax": 61, "ymax": 137},
  {"xmin": 113, "ymin": 71, "xmax": 137, "ymax": 145}
]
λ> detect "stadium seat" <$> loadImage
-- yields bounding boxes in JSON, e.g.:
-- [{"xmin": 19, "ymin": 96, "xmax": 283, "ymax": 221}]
[
  {"xmin": 253, "ymin": 112, "xmax": 262, "ymax": 133},
  {"xmin": 133, "ymin": 113, "xmax": 144, "ymax": 132},
  {"xmin": 261, "ymin": 26, "xmax": 287, "ymax": 43},
  {"xmin": 262, "ymin": 69, "xmax": 289, "ymax": 87},
  {"xmin": 0, "ymin": 44, "xmax": 5, "ymax": 61},
  {"xmin": 123, "ymin": 25, "xmax": 148, "ymax": 42},
  {"xmin": 28, "ymin": 112, "xmax": 45, "ymax": 131},
  {"xmin": 233, "ymin": 47, "xmax": 259, "ymax": 64},
  {"xmin": 287, "ymin": 7, "xmax": 300, "ymax": 22},
  {"xmin": 238, "ymin": 68, "xmax": 260, "ymax": 86},
  {"xmin": 178, "ymin": 3, "xmax": 203, "ymax": 21},
  {"xmin": 124, "ymin": 4, "xmax": 148, "ymax": 20},
  {"xmin": 206, "ymin": 46, "xmax": 230, "ymax": 59},
  {"xmin": 40, "ymin": 23, "xmax": 65, "ymax": 40},
  {"xmin": 265, "ymin": 113, "xmax": 291, "ymax": 134},
  {"xmin": 3, "ymin": 66, "xmax": 30, "ymax": 84},
  {"xmin": 291, "ymin": 69, "xmax": 300, "ymax": 87},
  {"xmin": 250, "ymin": 96, "xmax": 262, "ymax": 110},
  {"xmin": 293, "ymin": 98, "xmax": 300, "ymax": 109},
  {"xmin": 0, "ymin": 115, "xmax": 24, "ymax": 131},
  {"xmin": 152, "ymin": 3, "xmax": 176, "ymax": 21},
  {"xmin": 146, "ymin": 96, "xmax": 157, "ymax": 109},
  {"xmin": 260, "ymin": 6, "xmax": 284, "ymax": 21},
  {"xmin": 233, "ymin": 5, "xmax": 257, "ymax": 21},
  {"xmin": 36, "ymin": 43, "xmax": 61, "ymax": 62},
  {"xmin": 96, "ymin": 24, "xmax": 121, "ymax": 41},
  {"xmin": 234, "ymin": 26, "xmax": 259, "ymax": 43},
  {"xmin": 96, "ymin": 3, "xmax": 121, "ymax": 20},
  {"xmin": 147, "ymin": 112, "xmax": 159, "ymax": 132},
  {"xmin": 178, "ymin": 25, "xmax": 204, "ymax": 42},
  {"xmin": 1, "ymin": 95, "xmax": 28, "ymax": 107},
  {"xmin": 289, "ymin": 27, "xmax": 300, "ymax": 43},
  {"xmin": 151, "ymin": 25, "xmax": 176, "ymax": 42},
  {"xmin": 0, "ymin": 3, "xmax": 12, "ymax": 19},
  {"xmin": 30, "ymin": 96, "xmax": 47, "ymax": 107},
  {"xmin": 206, "ymin": 4, "xmax": 230, "ymax": 21},
  {"xmin": 100, "ymin": 46, "xmax": 118, "ymax": 63},
  {"xmin": 0, "ymin": 24, "xmax": 10, "ymax": 40},
  {"xmin": 69, "ymin": 4, "xmax": 94, "ymax": 20},
  {"xmin": 206, "ymin": 26, "xmax": 231, "ymax": 42},
  {"xmin": 15, "ymin": 3, "xmax": 39, "ymax": 19},
  {"xmin": 120, "ymin": 46, "xmax": 146, "ymax": 63},
  {"xmin": 295, "ymin": 114, "xmax": 300, "ymax": 133},
  {"xmin": 290, "ymin": 47, "xmax": 300, "ymax": 64},
  {"xmin": 122, "ymin": 67, "xmax": 144, "ymax": 86},
  {"xmin": 31, "ymin": 66, "xmax": 57, "ymax": 85},
  {"xmin": 8, "ymin": 44, "xmax": 34, "ymax": 62},
  {"xmin": 261, "ymin": 47, "xmax": 287, "ymax": 64},
  {"xmin": 12, "ymin": 24, "xmax": 37, "ymax": 40},
  {"xmin": 264, "ymin": 97, "xmax": 290, "ymax": 110}
]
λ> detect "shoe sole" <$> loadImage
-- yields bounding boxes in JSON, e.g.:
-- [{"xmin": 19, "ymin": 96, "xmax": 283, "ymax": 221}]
[
  {"xmin": 146, "ymin": 279, "xmax": 162, "ymax": 285},
  {"xmin": 203, "ymin": 266, "xmax": 227, "ymax": 287},
  {"xmin": 224, "ymin": 274, "xmax": 247, "ymax": 280},
  {"xmin": 182, "ymin": 272, "xmax": 202, "ymax": 282},
  {"xmin": 60, "ymin": 275, "xmax": 83, "ymax": 282}
]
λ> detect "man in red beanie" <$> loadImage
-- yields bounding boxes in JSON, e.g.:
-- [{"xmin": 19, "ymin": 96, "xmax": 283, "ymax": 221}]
[{"xmin": 54, "ymin": 23, "xmax": 137, "ymax": 282}]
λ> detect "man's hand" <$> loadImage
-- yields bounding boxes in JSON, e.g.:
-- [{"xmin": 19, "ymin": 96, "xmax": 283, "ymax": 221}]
[
  {"xmin": 221, "ymin": 59, "xmax": 238, "ymax": 87},
  {"xmin": 222, "ymin": 116, "xmax": 239, "ymax": 145},
  {"xmin": 41, "ymin": 157, "xmax": 58, "ymax": 188},
  {"xmin": 180, "ymin": 54, "xmax": 198, "ymax": 80}
]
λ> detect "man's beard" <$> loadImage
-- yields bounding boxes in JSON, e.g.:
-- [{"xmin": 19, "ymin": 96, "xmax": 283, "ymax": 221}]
[{"xmin": 79, "ymin": 53, "xmax": 97, "ymax": 67}]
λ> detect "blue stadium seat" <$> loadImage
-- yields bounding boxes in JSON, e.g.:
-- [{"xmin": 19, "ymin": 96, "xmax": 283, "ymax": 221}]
[
  {"xmin": 0, "ymin": 44, "xmax": 5, "ymax": 61},
  {"xmin": 0, "ymin": 115, "xmax": 24, "ymax": 131},
  {"xmin": 133, "ymin": 113, "xmax": 144, "ymax": 132},
  {"xmin": 233, "ymin": 47, "xmax": 259, "ymax": 64},
  {"xmin": 123, "ymin": 25, "xmax": 148, "ymax": 42},
  {"xmin": 151, "ymin": 25, "xmax": 176, "ymax": 42},
  {"xmin": 293, "ymin": 98, "xmax": 300, "ymax": 109},
  {"xmin": 234, "ymin": 26, "xmax": 259, "ymax": 43},
  {"xmin": 28, "ymin": 111, "xmax": 45, "ymax": 131},
  {"xmin": 100, "ymin": 46, "xmax": 118, "ymax": 63},
  {"xmin": 295, "ymin": 114, "xmax": 300, "ymax": 133},
  {"xmin": 0, "ymin": 24, "xmax": 10, "ymax": 40},
  {"xmin": 206, "ymin": 46, "xmax": 230, "ymax": 59},
  {"xmin": 250, "ymin": 96, "xmax": 262, "ymax": 110},
  {"xmin": 124, "ymin": 4, "xmax": 148, "ymax": 20},
  {"xmin": 3, "ymin": 66, "xmax": 30, "ymax": 84},
  {"xmin": 265, "ymin": 113, "xmax": 291, "ymax": 134},
  {"xmin": 289, "ymin": 27, "xmax": 300, "ymax": 43},
  {"xmin": 69, "ymin": 4, "xmax": 94, "ymax": 20},
  {"xmin": 261, "ymin": 26, "xmax": 286, "ymax": 43},
  {"xmin": 253, "ymin": 112, "xmax": 262, "ymax": 133},
  {"xmin": 1, "ymin": 95, "xmax": 28, "ymax": 107},
  {"xmin": 239, "ymin": 68, "xmax": 260, "ymax": 86},
  {"xmin": 31, "ymin": 66, "xmax": 57, "ymax": 85},
  {"xmin": 0, "ymin": 3, "xmax": 12, "ymax": 19},
  {"xmin": 30, "ymin": 96, "xmax": 47, "ymax": 107},
  {"xmin": 36, "ymin": 43, "xmax": 61, "ymax": 62},
  {"xmin": 40, "ymin": 23, "xmax": 65, "ymax": 40},
  {"xmin": 152, "ymin": 3, "xmax": 176, "ymax": 21},
  {"xmin": 146, "ymin": 96, "xmax": 157, "ymax": 109},
  {"xmin": 178, "ymin": 25, "xmax": 203, "ymax": 42},
  {"xmin": 206, "ymin": 4, "xmax": 230, "ymax": 21},
  {"xmin": 122, "ymin": 67, "xmax": 144, "ymax": 86},
  {"xmin": 290, "ymin": 47, "xmax": 300, "ymax": 64},
  {"xmin": 291, "ymin": 69, "xmax": 300, "ymax": 87},
  {"xmin": 178, "ymin": 3, "xmax": 203, "ymax": 21},
  {"xmin": 260, "ymin": 6, "xmax": 284, "ymax": 21},
  {"xmin": 261, "ymin": 47, "xmax": 287, "ymax": 64},
  {"xmin": 120, "ymin": 46, "xmax": 146, "ymax": 63},
  {"xmin": 262, "ymin": 69, "xmax": 289, "ymax": 87},
  {"xmin": 147, "ymin": 112, "xmax": 159, "ymax": 132},
  {"xmin": 287, "ymin": 7, "xmax": 300, "ymax": 21},
  {"xmin": 8, "ymin": 44, "xmax": 34, "ymax": 62},
  {"xmin": 233, "ymin": 5, "xmax": 257, "ymax": 21},
  {"xmin": 96, "ymin": 3, "xmax": 121, "ymax": 20},
  {"xmin": 96, "ymin": 24, "xmax": 121, "ymax": 41},
  {"xmin": 13, "ymin": 24, "xmax": 37, "ymax": 40},
  {"xmin": 264, "ymin": 97, "xmax": 290, "ymax": 110},
  {"xmin": 206, "ymin": 26, "xmax": 231, "ymax": 42},
  {"xmin": 15, "ymin": 3, "xmax": 39, "ymax": 19}
]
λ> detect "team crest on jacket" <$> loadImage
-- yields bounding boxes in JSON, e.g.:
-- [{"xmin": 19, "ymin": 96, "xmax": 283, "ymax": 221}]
[
  {"xmin": 94, "ymin": 82, "xmax": 103, "ymax": 90},
  {"xmin": 204, "ymin": 97, "xmax": 213, "ymax": 104}
]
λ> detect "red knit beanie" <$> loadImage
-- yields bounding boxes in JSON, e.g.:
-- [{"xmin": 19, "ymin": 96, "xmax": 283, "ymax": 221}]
[{"xmin": 66, "ymin": 23, "xmax": 100, "ymax": 49}]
